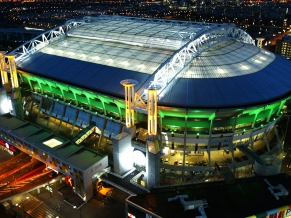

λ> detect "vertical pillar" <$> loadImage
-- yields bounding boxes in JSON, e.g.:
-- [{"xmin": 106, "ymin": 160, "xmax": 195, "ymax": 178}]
[
  {"xmin": 147, "ymin": 85, "xmax": 160, "ymax": 136},
  {"xmin": 182, "ymin": 109, "xmax": 188, "ymax": 182},
  {"xmin": 37, "ymin": 97, "xmax": 43, "ymax": 121},
  {"xmin": 252, "ymin": 113, "xmax": 258, "ymax": 128},
  {"xmin": 47, "ymin": 100, "xmax": 55, "ymax": 126},
  {"xmin": 264, "ymin": 129, "xmax": 270, "ymax": 152},
  {"xmin": 7, "ymin": 55, "xmax": 19, "ymax": 89},
  {"xmin": 0, "ymin": 52, "xmax": 9, "ymax": 87},
  {"xmin": 120, "ymin": 79, "xmax": 138, "ymax": 128},
  {"xmin": 256, "ymin": 38, "xmax": 265, "ymax": 48},
  {"xmin": 249, "ymin": 134, "xmax": 255, "ymax": 151},
  {"xmin": 277, "ymin": 100, "xmax": 285, "ymax": 116},
  {"xmin": 6, "ymin": 55, "xmax": 23, "ymax": 118},
  {"xmin": 71, "ymin": 109, "xmax": 79, "ymax": 135},
  {"xmin": 58, "ymin": 105, "xmax": 67, "ymax": 131},
  {"xmin": 273, "ymin": 125, "xmax": 280, "ymax": 145},
  {"xmin": 97, "ymin": 118, "xmax": 107, "ymax": 147}
]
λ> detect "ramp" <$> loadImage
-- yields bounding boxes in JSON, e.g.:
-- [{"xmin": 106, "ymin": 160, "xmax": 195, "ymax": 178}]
[{"xmin": 237, "ymin": 145, "xmax": 265, "ymax": 165}]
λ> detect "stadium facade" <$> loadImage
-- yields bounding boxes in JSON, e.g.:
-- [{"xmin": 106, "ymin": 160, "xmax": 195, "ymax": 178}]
[{"xmin": 1, "ymin": 15, "xmax": 291, "ymax": 201}]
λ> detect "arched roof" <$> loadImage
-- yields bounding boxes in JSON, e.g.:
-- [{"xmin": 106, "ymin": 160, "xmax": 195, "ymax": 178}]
[
  {"xmin": 11, "ymin": 15, "xmax": 291, "ymax": 109},
  {"xmin": 159, "ymin": 41, "xmax": 291, "ymax": 108}
]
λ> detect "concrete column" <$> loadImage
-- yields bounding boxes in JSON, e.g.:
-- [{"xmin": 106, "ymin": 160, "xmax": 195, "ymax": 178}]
[
  {"xmin": 264, "ymin": 129, "xmax": 270, "ymax": 152},
  {"xmin": 147, "ymin": 85, "xmax": 160, "ymax": 136},
  {"xmin": 71, "ymin": 109, "xmax": 79, "ymax": 135},
  {"xmin": 256, "ymin": 38, "xmax": 265, "ymax": 48},
  {"xmin": 120, "ymin": 79, "xmax": 138, "ymax": 128},
  {"xmin": 58, "ymin": 104, "xmax": 67, "ymax": 131},
  {"xmin": 97, "ymin": 118, "xmax": 107, "ymax": 147},
  {"xmin": 0, "ymin": 52, "xmax": 9, "ymax": 88}
]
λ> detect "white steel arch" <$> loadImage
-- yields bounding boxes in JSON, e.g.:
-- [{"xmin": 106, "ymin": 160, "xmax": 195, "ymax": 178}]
[
  {"xmin": 9, "ymin": 19, "xmax": 87, "ymax": 62},
  {"xmin": 134, "ymin": 24, "xmax": 255, "ymax": 109},
  {"xmin": 9, "ymin": 15, "xmax": 219, "ymax": 62}
]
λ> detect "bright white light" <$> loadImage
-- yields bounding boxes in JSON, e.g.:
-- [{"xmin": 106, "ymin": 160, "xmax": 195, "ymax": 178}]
[
  {"xmin": 255, "ymin": 60, "xmax": 262, "ymax": 63},
  {"xmin": 217, "ymin": 68, "xmax": 224, "ymax": 74},
  {"xmin": 259, "ymin": 56, "xmax": 266, "ymax": 60},
  {"xmin": 43, "ymin": 138, "xmax": 63, "ymax": 148},
  {"xmin": 163, "ymin": 147, "xmax": 169, "ymax": 154},
  {"xmin": 25, "ymin": 27, "xmax": 45, "ymax": 31},
  {"xmin": 241, "ymin": 65, "xmax": 249, "ymax": 70},
  {"xmin": 1, "ymin": 97, "xmax": 11, "ymax": 114},
  {"xmin": 133, "ymin": 150, "xmax": 146, "ymax": 166},
  {"xmin": 93, "ymin": 56, "xmax": 100, "ymax": 60}
]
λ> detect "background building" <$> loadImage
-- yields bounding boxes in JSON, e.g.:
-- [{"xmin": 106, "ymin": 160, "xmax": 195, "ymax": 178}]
[{"xmin": 275, "ymin": 33, "xmax": 291, "ymax": 60}]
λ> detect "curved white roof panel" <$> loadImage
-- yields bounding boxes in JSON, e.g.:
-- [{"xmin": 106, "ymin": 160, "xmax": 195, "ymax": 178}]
[
  {"xmin": 14, "ymin": 15, "xmax": 291, "ymax": 109},
  {"xmin": 180, "ymin": 41, "xmax": 275, "ymax": 79}
]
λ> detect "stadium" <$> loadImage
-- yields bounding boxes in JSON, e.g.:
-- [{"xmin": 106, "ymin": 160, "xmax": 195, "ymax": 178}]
[{"xmin": 1, "ymin": 15, "xmax": 291, "ymax": 200}]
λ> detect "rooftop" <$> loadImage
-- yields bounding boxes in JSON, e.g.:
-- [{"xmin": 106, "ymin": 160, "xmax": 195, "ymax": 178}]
[
  {"xmin": 13, "ymin": 15, "xmax": 291, "ymax": 108},
  {"xmin": 127, "ymin": 173, "xmax": 291, "ymax": 218},
  {"xmin": 64, "ymin": 147, "xmax": 104, "ymax": 170},
  {"xmin": 0, "ymin": 113, "xmax": 106, "ymax": 171}
]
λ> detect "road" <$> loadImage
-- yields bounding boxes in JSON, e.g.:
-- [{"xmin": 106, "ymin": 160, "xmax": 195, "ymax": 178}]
[{"xmin": 261, "ymin": 29, "xmax": 291, "ymax": 49}]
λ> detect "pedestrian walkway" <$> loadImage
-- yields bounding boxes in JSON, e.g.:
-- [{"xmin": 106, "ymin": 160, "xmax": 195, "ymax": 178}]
[
  {"xmin": 8, "ymin": 179, "xmax": 129, "ymax": 218},
  {"xmin": 58, "ymin": 185, "xmax": 85, "ymax": 208},
  {"xmin": 12, "ymin": 192, "xmax": 64, "ymax": 218}
]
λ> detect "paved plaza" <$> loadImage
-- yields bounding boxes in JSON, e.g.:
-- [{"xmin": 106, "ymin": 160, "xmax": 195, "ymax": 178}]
[{"xmin": 1, "ymin": 179, "xmax": 129, "ymax": 218}]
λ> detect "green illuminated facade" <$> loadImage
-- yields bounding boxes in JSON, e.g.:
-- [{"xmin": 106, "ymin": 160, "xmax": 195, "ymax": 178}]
[{"xmin": 18, "ymin": 69, "xmax": 288, "ymax": 175}]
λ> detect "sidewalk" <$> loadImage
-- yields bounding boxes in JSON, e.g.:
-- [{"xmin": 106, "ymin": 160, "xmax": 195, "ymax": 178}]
[
  {"xmin": 13, "ymin": 179, "xmax": 130, "ymax": 218},
  {"xmin": 58, "ymin": 185, "xmax": 85, "ymax": 209}
]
